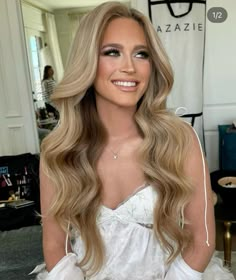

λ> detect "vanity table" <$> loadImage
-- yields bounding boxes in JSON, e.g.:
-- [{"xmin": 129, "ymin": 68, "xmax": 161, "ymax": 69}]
[{"xmin": 38, "ymin": 118, "xmax": 58, "ymax": 130}]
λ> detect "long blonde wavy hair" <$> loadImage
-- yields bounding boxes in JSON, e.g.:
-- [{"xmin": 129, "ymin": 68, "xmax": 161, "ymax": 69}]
[{"xmin": 41, "ymin": 1, "xmax": 193, "ymax": 275}]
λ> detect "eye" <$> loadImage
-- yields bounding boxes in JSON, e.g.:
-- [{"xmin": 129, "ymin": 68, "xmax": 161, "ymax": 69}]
[
  {"xmin": 135, "ymin": 51, "xmax": 149, "ymax": 59},
  {"xmin": 101, "ymin": 48, "xmax": 120, "ymax": 57}
]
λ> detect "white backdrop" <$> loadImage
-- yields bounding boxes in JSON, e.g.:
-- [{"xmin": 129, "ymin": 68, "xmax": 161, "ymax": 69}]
[{"xmin": 132, "ymin": 0, "xmax": 206, "ymax": 147}]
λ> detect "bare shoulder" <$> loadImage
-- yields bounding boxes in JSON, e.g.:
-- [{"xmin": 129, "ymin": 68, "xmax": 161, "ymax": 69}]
[
  {"xmin": 177, "ymin": 120, "xmax": 202, "ymax": 155},
  {"xmin": 184, "ymin": 124, "xmax": 204, "ymax": 163},
  {"xmin": 182, "ymin": 123, "xmax": 214, "ymax": 205}
]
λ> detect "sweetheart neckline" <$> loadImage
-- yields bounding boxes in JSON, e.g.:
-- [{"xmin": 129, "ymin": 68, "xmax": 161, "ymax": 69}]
[{"xmin": 101, "ymin": 183, "xmax": 151, "ymax": 211}]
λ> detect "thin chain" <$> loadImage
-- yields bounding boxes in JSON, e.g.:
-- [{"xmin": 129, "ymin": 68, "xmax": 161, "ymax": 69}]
[
  {"xmin": 106, "ymin": 145, "xmax": 123, "ymax": 160},
  {"xmin": 108, "ymin": 148, "xmax": 119, "ymax": 160},
  {"xmin": 106, "ymin": 134, "xmax": 134, "ymax": 160}
]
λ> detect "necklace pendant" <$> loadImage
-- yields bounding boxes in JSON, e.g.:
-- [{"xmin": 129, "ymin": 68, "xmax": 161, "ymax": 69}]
[{"xmin": 113, "ymin": 154, "xmax": 118, "ymax": 160}]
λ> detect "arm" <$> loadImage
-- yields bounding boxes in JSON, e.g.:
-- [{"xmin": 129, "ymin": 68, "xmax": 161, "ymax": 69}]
[
  {"xmin": 40, "ymin": 161, "xmax": 70, "ymax": 271},
  {"xmin": 165, "ymin": 129, "xmax": 215, "ymax": 279},
  {"xmin": 40, "ymin": 161, "xmax": 85, "ymax": 279},
  {"xmin": 42, "ymin": 80, "xmax": 49, "ymax": 93},
  {"xmin": 182, "ymin": 130, "xmax": 215, "ymax": 271}
]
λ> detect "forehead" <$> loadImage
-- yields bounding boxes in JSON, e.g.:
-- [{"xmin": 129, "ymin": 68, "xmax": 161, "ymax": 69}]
[{"xmin": 101, "ymin": 17, "xmax": 147, "ymax": 45}]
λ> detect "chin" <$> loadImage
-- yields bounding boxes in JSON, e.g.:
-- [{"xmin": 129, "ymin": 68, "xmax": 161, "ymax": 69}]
[
  {"xmin": 117, "ymin": 103, "xmax": 138, "ymax": 110},
  {"xmin": 115, "ymin": 97, "xmax": 142, "ymax": 107}
]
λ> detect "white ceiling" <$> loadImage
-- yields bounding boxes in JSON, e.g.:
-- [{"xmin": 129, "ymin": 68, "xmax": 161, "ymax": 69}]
[{"xmin": 28, "ymin": 0, "xmax": 129, "ymax": 10}]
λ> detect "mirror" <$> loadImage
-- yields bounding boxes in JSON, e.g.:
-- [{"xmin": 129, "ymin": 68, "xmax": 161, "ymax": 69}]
[{"xmin": 20, "ymin": 0, "xmax": 130, "ymax": 144}]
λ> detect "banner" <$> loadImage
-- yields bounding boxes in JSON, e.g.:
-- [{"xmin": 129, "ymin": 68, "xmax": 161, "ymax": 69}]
[{"xmin": 148, "ymin": 0, "xmax": 206, "ymax": 146}]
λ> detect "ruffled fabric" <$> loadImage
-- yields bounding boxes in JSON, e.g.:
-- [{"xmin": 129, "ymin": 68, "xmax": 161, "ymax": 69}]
[
  {"xmin": 29, "ymin": 253, "xmax": 84, "ymax": 280},
  {"xmin": 204, "ymin": 253, "xmax": 235, "ymax": 280},
  {"xmin": 31, "ymin": 185, "xmax": 235, "ymax": 280},
  {"xmin": 165, "ymin": 255, "xmax": 203, "ymax": 280}
]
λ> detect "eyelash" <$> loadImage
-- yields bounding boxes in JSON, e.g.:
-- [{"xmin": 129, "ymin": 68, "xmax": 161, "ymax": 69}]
[
  {"xmin": 102, "ymin": 49, "xmax": 120, "ymax": 56},
  {"xmin": 135, "ymin": 51, "xmax": 149, "ymax": 59},
  {"xmin": 101, "ymin": 49, "xmax": 149, "ymax": 59}
]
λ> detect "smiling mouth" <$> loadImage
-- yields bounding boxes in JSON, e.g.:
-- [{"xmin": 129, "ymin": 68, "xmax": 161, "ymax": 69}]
[{"xmin": 112, "ymin": 80, "xmax": 138, "ymax": 87}]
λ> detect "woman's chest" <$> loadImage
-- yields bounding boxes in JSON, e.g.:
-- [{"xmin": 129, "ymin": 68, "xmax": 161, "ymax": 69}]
[
  {"xmin": 98, "ymin": 185, "xmax": 157, "ymax": 226},
  {"xmin": 97, "ymin": 157, "xmax": 146, "ymax": 210}
]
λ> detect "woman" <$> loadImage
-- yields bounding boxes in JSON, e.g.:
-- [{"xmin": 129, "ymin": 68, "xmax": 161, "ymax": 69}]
[
  {"xmin": 35, "ymin": 2, "xmax": 235, "ymax": 279},
  {"xmin": 42, "ymin": 65, "xmax": 59, "ymax": 119}
]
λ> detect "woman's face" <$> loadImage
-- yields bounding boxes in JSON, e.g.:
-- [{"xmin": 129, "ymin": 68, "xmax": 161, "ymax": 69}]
[
  {"xmin": 48, "ymin": 67, "xmax": 54, "ymax": 77},
  {"xmin": 94, "ymin": 17, "xmax": 151, "ymax": 110}
]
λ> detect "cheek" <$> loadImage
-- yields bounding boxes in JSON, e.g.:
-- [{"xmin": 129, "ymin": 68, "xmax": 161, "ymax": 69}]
[
  {"xmin": 94, "ymin": 62, "xmax": 113, "ymax": 92},
  {"xmin": 96, "ymin": 59, "xmax": 116, "ymax": 80},
  {"xmin": 141, "ymin": 63, "xmax": 151, "ymax": 84}
]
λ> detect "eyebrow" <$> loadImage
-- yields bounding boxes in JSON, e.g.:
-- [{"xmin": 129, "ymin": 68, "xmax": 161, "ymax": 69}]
[{"xmin": 101, "ymin": 43, "xmax": 148, "ymax": 51}]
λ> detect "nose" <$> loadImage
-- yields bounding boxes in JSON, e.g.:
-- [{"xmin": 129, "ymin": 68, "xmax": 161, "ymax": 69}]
[{"xmin": 120, "ymin": 55, "xmax": 136, "ymax": 73}]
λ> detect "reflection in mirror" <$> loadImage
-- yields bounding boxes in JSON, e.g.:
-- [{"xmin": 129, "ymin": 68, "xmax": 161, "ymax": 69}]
[
  {"xmin": 21, "ymin": 0, "xmax": 129, "ymax": 144},
  {"xmin": 29, "ymin": 35, "xmax": 44, "ymax": 107}
]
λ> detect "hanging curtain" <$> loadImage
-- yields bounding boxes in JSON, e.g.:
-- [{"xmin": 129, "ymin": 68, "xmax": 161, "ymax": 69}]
[
  {"xmin": 68, "ymin": 12, "xmax": 87, "ymax": 42},
  {"xmin": 68, "ymin": 13, "xmax": 81, "ymax": 42},
  {"xmin": 44, "ymin": 13, "xmax": 64, "ymax": 82},
  {"xmin": 148, "ymin": 0, "xmax": 206, "ymax": 147}
]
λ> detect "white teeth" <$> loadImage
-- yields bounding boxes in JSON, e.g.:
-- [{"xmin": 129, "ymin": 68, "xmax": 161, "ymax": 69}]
[{"xmin": 113, "ymin": 81, "xmax": 136, "ymax": 87}]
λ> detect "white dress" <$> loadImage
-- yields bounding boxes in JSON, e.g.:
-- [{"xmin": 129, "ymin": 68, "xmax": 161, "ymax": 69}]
[{"xmin": 31, "ymin": 184, "xmax": 235, "ymax": 280}]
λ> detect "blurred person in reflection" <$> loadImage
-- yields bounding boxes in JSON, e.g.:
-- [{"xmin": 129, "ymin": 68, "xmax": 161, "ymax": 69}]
[
  {"xmin": 42, "ymin": 65, "xmax": 59, "ymax": 119},
  {"xmin": 33, "ymin": 2, "xmax": 235, "ymax": 280}
]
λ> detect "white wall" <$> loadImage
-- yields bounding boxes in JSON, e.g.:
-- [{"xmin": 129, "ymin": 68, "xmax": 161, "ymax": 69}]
[
  {"xmin": 21, "ymin": 1, "xmax": 45, "ymax": 31},
  {"xmin": 204, "ymin": 0, "xmax": 236, "ymax": 171},
  {"xmin": 0, "ymin": 0, "xmax": 39, "ymax": 156}
]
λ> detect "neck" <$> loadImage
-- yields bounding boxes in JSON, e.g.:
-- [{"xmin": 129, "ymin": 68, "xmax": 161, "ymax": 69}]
[
  {"xmin": 97, "ymin": 105, "xmax": 139, "ymax": 140},
  {"xmin": 96, "ymin": 103, "xmax": 142, "ymax": 161}
]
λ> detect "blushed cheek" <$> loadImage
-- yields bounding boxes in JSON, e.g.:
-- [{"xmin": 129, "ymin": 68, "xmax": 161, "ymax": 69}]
[
  {"xmin": 96, "ymin": 61, "xmax": 114, "ymax": 80},
  {"xmin": 94, "ymin": 62, "xmax": 112, "ymax": 93}
]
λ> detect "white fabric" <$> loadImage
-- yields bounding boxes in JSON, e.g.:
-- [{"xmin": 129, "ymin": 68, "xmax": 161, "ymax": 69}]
[
  {"xmin": 147, "ymin": 1, "xmax": 206, "ymax": 144},
  {"xmin": 149, "ymin": 1, "xmax": 205, "ymax": 111},
  {"xmin": 29, "ymin": 253, "xmax": 84, "ymax": 280},
  {"xmin": 165, "ymin": 255, "xmax": 203, "ymax": 280},
  {"xmin": 32, "ymin": 184, "xmax": 235, "ymax": 279}
]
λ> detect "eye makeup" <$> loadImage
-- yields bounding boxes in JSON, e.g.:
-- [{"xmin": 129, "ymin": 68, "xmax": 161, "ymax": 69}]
[
  {"xmin": 135, "ymin": 50, "xmax": 149, "ymax": 59},
  {"xmin": 100, "ymin": 43, "xmax": 150, "ymax": 59},
  {"xmin": 101, "ymin": 48, "xmax": 149, "ymax": 59},
  {"xmin": 101, "ymin": 48, "xmax": 120, "ymax": 57}
]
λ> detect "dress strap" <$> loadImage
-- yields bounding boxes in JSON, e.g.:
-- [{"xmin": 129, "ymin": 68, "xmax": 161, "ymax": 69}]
[
  {"xmin": 191, "ymin": 126, "xmax": 210, "ymax": 247},
  {"xmin": 65, "ymin": 220, "xmax": 70, "ymax": 255}
]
